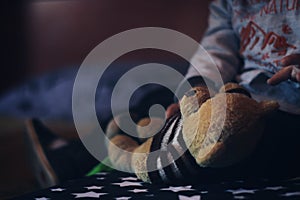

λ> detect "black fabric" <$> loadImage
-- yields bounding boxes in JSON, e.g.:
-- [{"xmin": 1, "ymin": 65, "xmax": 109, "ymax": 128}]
[
  {"xmin": 46, "ymin": 141, "xmax": 99, "ymax": 183},
  {"xmin": 31, "ymin": 119, "xmax": 61, "ymax": 148},
  {"xmin": 31, "ymin": 119, "xmax": 99, "ymax": 183},
  {"xmin": 246, "ymin": 110, "xmax": 300, "ymax": 179},
  {"xmin": 13, "ymin": 170, "xmax": 300, "ymax": 200},
  {"xmin": 147, "ymin": 113, "xmax": 206, "ymax": 184},
  {"xmin": 147, "ymin": 113, "xmax": 182, "ymax": 184}
]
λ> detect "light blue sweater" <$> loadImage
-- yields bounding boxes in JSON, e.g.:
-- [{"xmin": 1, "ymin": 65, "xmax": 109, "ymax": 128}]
[{"xmin": 185, "ymin": 0, "xmax": 300, "ymax": 114}]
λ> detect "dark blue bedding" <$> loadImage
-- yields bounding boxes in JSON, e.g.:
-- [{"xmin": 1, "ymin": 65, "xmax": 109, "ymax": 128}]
[
  {"xmin": 12, "ymin": 170, "xmax": 300, "ymax": 200},
  {"xmin": 0, "ymin": 62, "xmax": 188, "ymax": 127}
]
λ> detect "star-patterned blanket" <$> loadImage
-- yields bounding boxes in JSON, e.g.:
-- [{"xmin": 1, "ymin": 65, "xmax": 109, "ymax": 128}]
[{"xmin": 13, "ymin": 171, "xmax": 300, "ymax": 200}]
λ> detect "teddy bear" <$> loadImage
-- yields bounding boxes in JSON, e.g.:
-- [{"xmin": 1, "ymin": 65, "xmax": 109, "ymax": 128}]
[{"xmin": 105, "ymin": 83, "xmax": 279, "ymax": 184}]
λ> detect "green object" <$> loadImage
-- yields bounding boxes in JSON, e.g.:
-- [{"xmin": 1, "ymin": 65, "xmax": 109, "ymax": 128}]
[{"xmin": 86, "ymin": 157, "xmax": 114, "ymax": 176}]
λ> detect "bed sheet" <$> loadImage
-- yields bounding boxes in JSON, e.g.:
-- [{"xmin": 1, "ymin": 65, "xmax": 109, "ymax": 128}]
[{"xmin": 13, "ymin": 170, "xmax": 300, "ymax": 200}]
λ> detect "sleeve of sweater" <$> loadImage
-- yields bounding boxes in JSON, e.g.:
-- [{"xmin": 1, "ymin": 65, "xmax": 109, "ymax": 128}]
[{"xmin": 178, "ymin": 0, "xmax": 243, "ymax": 98}]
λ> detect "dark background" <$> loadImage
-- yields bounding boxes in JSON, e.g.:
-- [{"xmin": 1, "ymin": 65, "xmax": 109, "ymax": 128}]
[
  {"xmin": 1, "ymin": 0, "xmax": 210, "ymax": 94},
  {"xmin": 0, "ymin": 0, "xmax": 210, "ymax": 199},
  {"xmin": 1, "ymin": 1, "xmax": 28, "ymax": 94}
]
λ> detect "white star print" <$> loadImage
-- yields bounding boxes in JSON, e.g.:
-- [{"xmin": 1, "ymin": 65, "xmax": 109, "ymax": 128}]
[
  {"xmin": 286, "ymin": 177, "xmax": 300, "ymax": 181},
  {"xmin": 96, "ymin": 172, "xmax": 108, "ymax": 175},
  {"xmin": 226, "ymin": 188, "xmax": 257, "ymax": 195},
  {"xmin": 112, "ymin": 181, "xmax": 143, "ymax": 187},
  {"xmin": 115, "ymin": 197, "xmax": 132, "ymax": 200},
  {"xmin": 120, "ymin": 177, "xmax": 138, "ymax": 181},
  {"xmin": 178, "ymin": 194, "xmax": 201, "ymax": 200},
  {"xmin": 233, "ymin": 196, "xmax": 246, "ymax": 199},
  {"xmin": 85, "ymin": 186, "xmax": 103, "ymax": 190},
  {"xmin": 161, "ymin": 185, "xmax": 194, "ymax": 193},
  {"xmin": 145, "ymin": 194, "xmax": 154, "ymax": 197},
  {"xmin": 97, "ymin": 177, "xmax": 105, "ymax": 180},
  {"xmin": 50, "ymin": 188, "xmax": 65, "ymax": 192},
  {"xmin": 281, "ymin": 192, "xmax": 300, "ymax": 197},
  {"xmin": 264, "ymin": 186, "xmax": 285, "ymax": 190},
  {"xmin": 72, "ymin": 191, "xmax": 107, "ymax": 198},
  {"xmin": 35, "ymin": 198, "xmax": 49, "ymax": 200},
  {"xmin": 128, "ymin": 189, "xmax": 148, "ymax": 193}
]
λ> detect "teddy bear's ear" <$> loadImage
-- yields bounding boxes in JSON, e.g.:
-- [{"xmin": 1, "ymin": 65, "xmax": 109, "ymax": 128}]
[
  {"xmin": 180, "ymin": 86, "xmax": 212, "ymax": 118},
  {"xmin": 219, "ymin": 83, "xmax": 251, "ymax": 98},
  {"xmin": 258, "ymin": 100, "xmax": 279, "ymax": 116}
]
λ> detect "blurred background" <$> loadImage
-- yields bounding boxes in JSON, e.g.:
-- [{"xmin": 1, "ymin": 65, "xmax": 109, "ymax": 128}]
[{"xmin": 0, "ymin": 0, "xmax": 210, "ymax": 199}]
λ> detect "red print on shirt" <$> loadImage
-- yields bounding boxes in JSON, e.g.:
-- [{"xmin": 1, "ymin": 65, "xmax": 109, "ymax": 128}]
[
  {"xmin": 282, "ymin": 24, "xmax": 293, "ymax": 34},
  {"xmin": 240, "ymin": 21, "xmax": 296, "ymax": 56},
  {"xmin": 260, "ymin": 0, "xmax": 300, "ymax": 15}
]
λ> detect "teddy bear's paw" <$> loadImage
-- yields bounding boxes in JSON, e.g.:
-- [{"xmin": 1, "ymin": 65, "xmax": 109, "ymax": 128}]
[
  {"xmin": 131, "ymin": 138, "xmax": 153, "ymax": 183},
  {"xmin": 136, "ymin": 117, "xmax": 164, "ymax": 143},
  {"xmin": 106, "ymin": 112, "xmax": 140, "ymax": 140}
]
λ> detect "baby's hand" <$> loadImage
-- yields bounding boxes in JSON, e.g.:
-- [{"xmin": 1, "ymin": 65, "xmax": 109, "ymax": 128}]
[{"xmin": 267, "ymin": 54, "xmax": 300, "ymax": 85}]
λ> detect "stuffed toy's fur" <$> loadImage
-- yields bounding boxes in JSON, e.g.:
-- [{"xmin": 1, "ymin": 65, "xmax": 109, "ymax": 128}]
[{"xmin": 106, "ymin": 83, "xmax": 279, "ymax": 184}]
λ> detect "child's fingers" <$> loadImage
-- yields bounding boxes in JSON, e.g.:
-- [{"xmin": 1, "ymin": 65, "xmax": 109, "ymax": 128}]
[
  {"xmin": 280, "ymin": 54, "xmax": 300, "ymax": 66},
  {"xmin": 267, "ymin": 66, "xmax": 293, "ymax": 85},
  {"xmin": 291, "ymin": 65, "xmax": 300, "ymax": 82}
]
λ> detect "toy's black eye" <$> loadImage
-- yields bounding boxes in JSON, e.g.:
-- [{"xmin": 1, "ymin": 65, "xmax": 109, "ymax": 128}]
[
  {"xmin": 185, "ymin": 89, "xmax": 197, "ymax": 97},
  {"xmin": 225, "ymin": 88, "xmax": 251, "ymax": 98}
]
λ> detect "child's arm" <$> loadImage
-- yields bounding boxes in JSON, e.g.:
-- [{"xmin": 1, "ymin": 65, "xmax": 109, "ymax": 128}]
[
  {"xmin": 184, "ymin": 0, "xmax": 242, "ymax": 89},
  {"xmin": 171, "ymin": 0, "xmax": 243, "ymax": 118}
]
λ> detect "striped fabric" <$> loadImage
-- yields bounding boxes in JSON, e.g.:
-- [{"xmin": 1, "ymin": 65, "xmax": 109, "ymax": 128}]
[{"xmin": 147, "ymin": 113, "xmax": 202, "ymax": 184}]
